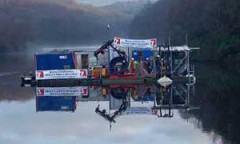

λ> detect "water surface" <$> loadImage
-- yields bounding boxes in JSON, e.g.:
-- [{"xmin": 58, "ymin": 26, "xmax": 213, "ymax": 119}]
[{"xmin": 0, "ymin": 52, "xmax": 239, "ymax": 144}]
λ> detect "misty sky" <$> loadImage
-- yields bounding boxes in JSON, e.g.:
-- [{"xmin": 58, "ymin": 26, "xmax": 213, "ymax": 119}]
[
  {"xmin": 0, "ymin": 100, "xmax": 218, "ymax": 144},
  {"xmin": 75, "ymin": 0, "xmax": 157, "ymax": 6}
]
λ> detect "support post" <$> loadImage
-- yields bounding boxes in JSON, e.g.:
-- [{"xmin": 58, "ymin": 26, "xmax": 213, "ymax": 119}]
[
  {"xmin": 168, "ymin": 36, "xmax": 173, "ymax": 77},
  {"xmin": 128, "ymin": 47, "xmax": 130, "ymax": 62},
  {"xmin": 108, "ymin": 46, "xmax": 111, "ymax": 67},
  {"xmin": 187, "ymin": 50, "xmax": 190, "ymax": 77},
  {"xmin": 187, "ymin": 83, "xmax": 190, "ymax": 107}
]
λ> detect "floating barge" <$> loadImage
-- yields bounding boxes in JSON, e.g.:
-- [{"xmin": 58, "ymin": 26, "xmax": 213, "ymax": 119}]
[{"xmin": 21, "ymin": 37, "xmax": 197, "ymax": 87}]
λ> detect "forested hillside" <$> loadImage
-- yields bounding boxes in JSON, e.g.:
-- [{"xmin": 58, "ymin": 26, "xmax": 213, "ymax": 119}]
[
  {"xmin": 131, "ymin": 0, "xmax": 240, "ymax": 62},
  {"xmin": 103, "ymin": 1, "xmax": 146, "ymax": 16},
  {"xmin": 0, "ymin": 0, "xmax": 131, "ymax": 52}
]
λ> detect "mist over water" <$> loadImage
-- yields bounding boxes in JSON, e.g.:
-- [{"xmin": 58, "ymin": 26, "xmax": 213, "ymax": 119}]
[
  {"xmin": 0, "ymin": 46, "xmax": 239, "ymax": 144},
  {"xmin": 0, "ymin": 0, "xmax": 239, "ymax": 143}
]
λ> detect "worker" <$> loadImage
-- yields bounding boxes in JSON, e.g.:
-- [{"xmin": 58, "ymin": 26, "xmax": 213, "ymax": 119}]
[
  {"xmin": 160, "ymin": 58, "xmax": 167, "ymax": 77},
  {"xmin": 128, "ymin": 58, "xmax": 136, "ymax": 73},
  {"xmin": 146, "ymin": 58, "xmax": 152, "ymax": 74},
  {"xmin": 144, "ymin": 58, "xmax": 148, "ymax": 72},
  {"xmin": 121, "ymin": 60, "xmax": 127, "ymax": 74},
  {"xmin": 155, "ymin": 55, "xmax": 161, "ymax": 77}
]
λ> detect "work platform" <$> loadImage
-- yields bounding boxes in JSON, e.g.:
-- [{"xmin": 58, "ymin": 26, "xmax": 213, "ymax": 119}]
[
  {"xmin": 22, "ymin": 76, "xmax": 192, "ymax": 87},
  {"xmin": 21, "ymin": 37, "xmax": 198, "ymax": 87}
]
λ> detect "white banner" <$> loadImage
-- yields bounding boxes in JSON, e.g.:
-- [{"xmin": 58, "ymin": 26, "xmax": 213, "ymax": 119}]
[
  {"xmin": 36, "ymin": 69, "xmax": 88, "ymax": 80},
  {"xmin": 122, "ymin": 107, "xmax": 154, "ymax": 115},
  {"xmin": 36, "ymin": 87, "xmax": 88, "ymax": 96},
  {"xmin": 114, "ymin": 37, "xmax": 157, "ymax": 48}
]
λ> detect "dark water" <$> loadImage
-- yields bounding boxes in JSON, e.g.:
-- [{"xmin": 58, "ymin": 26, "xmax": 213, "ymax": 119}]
[{"xmin": 0, "ymin": 53, "xmax": 240, "ymax": 144}]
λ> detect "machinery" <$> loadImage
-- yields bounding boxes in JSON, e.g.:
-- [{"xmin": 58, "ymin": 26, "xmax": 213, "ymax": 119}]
[
  {"xmin": 95, "ymin": 97, "xmax": 128, "ymax": 123},
  {"xmin": 94, "ymin": 40, "xmax": 128, "ymax": 75}
]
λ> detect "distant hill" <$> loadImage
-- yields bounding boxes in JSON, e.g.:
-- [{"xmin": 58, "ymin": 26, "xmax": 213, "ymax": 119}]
[
  {"xmin": 130, "ymin": 0, "xmax": 240, "ymax": 62},
  {"xmin": 102, "ymin": 1, "xmax": 149, "ymax": 17},
  {"xmin": 0, "ymin": 0, "xmax": 131, "ymax": 52}
]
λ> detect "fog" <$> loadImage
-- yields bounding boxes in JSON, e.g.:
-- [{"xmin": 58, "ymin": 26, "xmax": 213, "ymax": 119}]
[{"xmin": 75, "ymin": 0, "xmax": 158, "ymax": 6}]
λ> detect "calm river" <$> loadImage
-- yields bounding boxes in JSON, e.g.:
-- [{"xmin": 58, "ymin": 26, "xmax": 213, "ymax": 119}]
[{"xmin": 0, "ymin": 50, "xmax": 239, "ymax": 144}]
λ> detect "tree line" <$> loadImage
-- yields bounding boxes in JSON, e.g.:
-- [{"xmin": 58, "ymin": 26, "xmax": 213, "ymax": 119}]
[
  {"xmin": 131, "ymin": 1, "xmax": 240, "ymax": 143},
  {"xmin": 2, "ymin": 0, "xmax": 240, "ymax": 63},
  {"xmin": 0, "ymin": 0, "xmax": 131, "ymax": 52},
  {"xmin": 179, "ymin": 64, "xmax": 240, "ymax": 144},
  {"xmin": 130, "ymin": 0, "xmax": 240, "ymax": 62}
]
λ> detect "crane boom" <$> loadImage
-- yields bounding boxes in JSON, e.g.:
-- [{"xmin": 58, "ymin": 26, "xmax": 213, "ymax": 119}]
[{"xmin": 94, "ymin": 39, "xmax": 127, "ymax": 59}]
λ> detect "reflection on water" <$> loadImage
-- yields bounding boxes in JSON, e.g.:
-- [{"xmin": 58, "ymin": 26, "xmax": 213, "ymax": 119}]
[
  {"xmin": 2, "ymin": 53, "xmax": 240, "ymax": 144},
  {"xmin": 181, "ymin": 63, "xmax": 240, "ymax": 144},
  {"xmin": 36, "ymin": 87, "xmax": 89, "ymax": 112},
  {"xmin": 35, "ymin": 83, "xmax": 195, "ymax": 126},
  {"xmin": 36, "ymin": 96, "xmax": 77, "ymax": 112}
]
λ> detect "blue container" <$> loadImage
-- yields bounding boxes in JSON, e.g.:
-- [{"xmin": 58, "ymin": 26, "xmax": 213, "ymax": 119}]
[
  {"xmin": 36, "ymin": 96, "xmax": 77, "ymax": 112},
  {"xmin": 35, "ymin": 51, "xmax": 75, "ymax": 70},
  {"xmin": 132, "ymin": 48, "xmax": 153, "ymax": 61}
]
